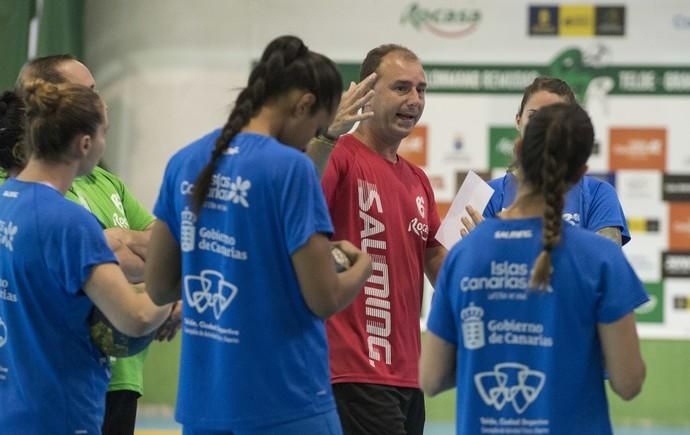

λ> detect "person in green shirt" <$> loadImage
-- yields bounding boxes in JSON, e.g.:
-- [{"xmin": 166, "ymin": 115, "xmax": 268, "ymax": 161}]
[{"xmin": 1, "ymin": 55, "xmax": 181, "ymax": 435}]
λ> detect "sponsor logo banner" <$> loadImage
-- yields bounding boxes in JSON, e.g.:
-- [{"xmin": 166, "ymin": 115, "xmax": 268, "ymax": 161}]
[
  {"xmin": 609, "ymin": 128, "xmax": 666, "ymax": 171},
  {"xmin": 559, "ymin": 4, "xmax": 595, "ymax": 36},
  {"xmin": 529, "ymin": 5, "xmax": 624, "ymax": 37},
  {"xmin": 400, "ymin": 3, "xmax": 481, "ymax": 38},
  {"xmin": 488, "ymin": 126, "xmax": 517, "ymax": 170},
  {"xmin": 636, "ymin": 282, "xmax": 664, "ymax": 323},
  {"xmin": 399, "ymin": 125, "xmax": 428, "ymax": 167},
  {"xmin": 616, "ymin": 170, "xmax": 662, "ymax": 203},
  {"xmin": 662, "ymin": 252, "xmax": 690, "ymax": 278},
  {"xmin": 663, "ymin": 174, "xmax": 690, "ymax": 201},
  {"xmin": 436, "ymin": 201, "xmax": 451, "ymax": 220},
  {"xmin": 595, "ymin": 6, "xmax": 625, "ymax": 36},
  {"xmin": 673, "ymin": 295, "xmax": 690, "ymax": 311},
  {"xmin": 529, "ymin": 6, "xmax": 558, "ymax": 35},
  {"xmin": 627, "ymin": 217, "xmax": 661, "ymax": 234},
  {"xmin": 335, "ymin": 47, "xmax": 690, "ymax": 98},
  {"xmin": 669, "ymin": 204, "xmax": 690, "ymax": 250}
]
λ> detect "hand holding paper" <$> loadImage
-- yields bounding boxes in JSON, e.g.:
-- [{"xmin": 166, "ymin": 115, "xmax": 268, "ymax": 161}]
[{"xmin": 436, "ymin": 171, "xmax": 495, "ymax": 250}]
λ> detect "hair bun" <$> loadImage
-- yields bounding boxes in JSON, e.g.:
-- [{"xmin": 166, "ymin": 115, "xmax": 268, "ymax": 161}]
[{"xmin": 22, "ymin": 79, "xmax": 62, "ymax": 116}]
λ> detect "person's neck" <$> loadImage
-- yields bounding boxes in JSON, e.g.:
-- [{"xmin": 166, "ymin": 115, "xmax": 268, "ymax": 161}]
[
  {"xmin": 16, "ymin": 159, "xmax": 80, "ymax": 194},
  {"xmin": 353, "ymin": 125, "xmax": 400, "ymax": 163},
  {"xmin": 500, "ymin": 184, "xmax": 546, "ymax": 219},
  {"xmin": 243, "ymin": 106, "xmax": 280, "ymax": 137}
]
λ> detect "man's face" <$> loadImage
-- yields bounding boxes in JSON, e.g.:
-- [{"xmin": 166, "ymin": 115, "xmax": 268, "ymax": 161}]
[
  {"xmin": 367, "ymin": 52, "xmax": 426, "ymax": 143},
  {"xmin": 77, "ymin": 102, "xmax": 108, "ymax": 177},
  {"xmin": 58, "ymin": 60, "xmax": 96, "ymax": 89}
]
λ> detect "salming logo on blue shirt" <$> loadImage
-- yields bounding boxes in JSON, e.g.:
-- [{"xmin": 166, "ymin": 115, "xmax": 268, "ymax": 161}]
[
  {"xmin": 475, "ymin": 362, "xmax": 546, "ymax": 414},
  {"xmin": 185, "ymin": 269, "xmax": 238, "ymax": 320}
]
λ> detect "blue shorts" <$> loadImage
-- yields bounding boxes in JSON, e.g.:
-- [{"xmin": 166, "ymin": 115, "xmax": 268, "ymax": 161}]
[{"xmin": 183, "ymin": 409, "xmax": 343, "ymax": 435}]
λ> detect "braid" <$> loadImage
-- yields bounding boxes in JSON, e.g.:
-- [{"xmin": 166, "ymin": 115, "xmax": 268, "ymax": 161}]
[
  {"xmin": 520, "ymin": 103, "xmax": 594, "ymax": 291},
  {"xmin": 191, "ymin": 38, "xmax": 311, "ymax": 212},
  {"xmin": 191, "ymin": 35, "xmax": 343, "ymax": 213},
  {"xmin": 530, "ymin": 111, "xmax": 568, "ymax": 290},
  {"xmin": 191, "ymin": 83, "xmax": 263, "ymax": 211}
]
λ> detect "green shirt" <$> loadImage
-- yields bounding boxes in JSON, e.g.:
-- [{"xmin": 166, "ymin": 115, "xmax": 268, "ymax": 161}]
[{"xmin": 66, "ymin": 166, "xmax": 155, "ymax": 394}]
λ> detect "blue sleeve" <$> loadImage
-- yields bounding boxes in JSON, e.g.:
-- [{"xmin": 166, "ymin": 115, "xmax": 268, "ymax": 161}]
[
  {"xmin": 483, "ymin": 177, "xmax": 504, "ymax": 218},
  {"xmin": 596, "ymin": 242, "xmax": 649, "ymax": 323},
  {"xmin": 45, "ymin": 206, "xmax": 117, "ymax": 295},
  {"xmin": 427, "ymin": 249, "xmax": 459, "ymax": 345},
  {"xmin": 153, "ymin": 155, "xmax": 182, "ymax": 243},
  {"xmin": 586, "ymin": 179, "xmax": 631, "ymax": 245},
  {"xmin": 281, "ymin": 156, "xmax": 334, "ymax": 255}
]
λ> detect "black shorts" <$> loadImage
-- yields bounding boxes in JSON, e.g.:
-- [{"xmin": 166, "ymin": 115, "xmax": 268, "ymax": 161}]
[
  {"xmin": 333, "ymin": 382, "xmax": 425, "ymax": 435},
  {"xmin": 102, "ymin": 389, "xmax": 141, "ymax": 435}
]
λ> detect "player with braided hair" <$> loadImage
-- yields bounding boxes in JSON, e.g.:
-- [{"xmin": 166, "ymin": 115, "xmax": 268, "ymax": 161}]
[
  {"xmin": 462, "ymin": 77, "xmax": 630, "ymax": 247},
  {"xmin": 145, "ymin": 35, "xmax": 372, "ymax": 434},
  {"xmin": 420, "ymin": 103, "xmax": 647, "ymax": 435}
]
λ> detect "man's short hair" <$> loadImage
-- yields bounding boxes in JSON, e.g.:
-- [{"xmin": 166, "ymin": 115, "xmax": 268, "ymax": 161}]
[
  {"xmin": 359, "ymin": 44, "xmax": 419, "ymax": 81},
  {"xmin": 15, "ymin": 54, "xmax": 78, "ymax": 91}
]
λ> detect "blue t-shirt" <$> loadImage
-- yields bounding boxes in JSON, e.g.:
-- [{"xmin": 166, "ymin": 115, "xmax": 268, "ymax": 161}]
[
  {"xmin": 154, "ymin": 131, "xmax": 335, "ymax": 431},
  {"xmin": 484, "ymin": 173, "xmax": 631, "ymax": 245},
  {"xmin": 427, "ymin": 217, "xmax": 648, "ymax": 435},
  {"xmin": 0, "ymin": 179, "xmax": 117, "ymax": 435}
]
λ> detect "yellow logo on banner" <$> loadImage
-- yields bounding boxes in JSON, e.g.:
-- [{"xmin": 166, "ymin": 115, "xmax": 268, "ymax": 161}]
[
  {"xmin": 628, "ymin": 218, "xmax": 647, "ymax": 233},
  {"xmin": 559, "ymin": 5, "xmax": 595, "ymax": 36}
]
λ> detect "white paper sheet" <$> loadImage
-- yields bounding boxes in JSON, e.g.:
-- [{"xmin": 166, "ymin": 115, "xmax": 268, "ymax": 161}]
[{"xmin": 436, "ymin": 171, "xmax": 495, "ymax": 250}]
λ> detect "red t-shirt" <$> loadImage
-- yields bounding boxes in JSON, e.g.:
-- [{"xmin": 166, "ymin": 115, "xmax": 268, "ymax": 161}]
[{"xmin": 322, "ymin": 134, "xmax": 441, "ymax": 388}]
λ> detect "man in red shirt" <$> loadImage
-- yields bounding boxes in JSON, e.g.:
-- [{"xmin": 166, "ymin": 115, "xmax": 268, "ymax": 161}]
[{"xmin": 308, "ymin": 44, "xmax": 448, "ymax": 435}]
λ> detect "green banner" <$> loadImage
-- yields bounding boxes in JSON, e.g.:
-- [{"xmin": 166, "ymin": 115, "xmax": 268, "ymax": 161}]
[
  {"xmin": 337, "ymin": 47, "xmax": 690, "ymax": 100},
  {"xmin": 488, "ymin": 126, "xmax": 518, "ymax": 170}
]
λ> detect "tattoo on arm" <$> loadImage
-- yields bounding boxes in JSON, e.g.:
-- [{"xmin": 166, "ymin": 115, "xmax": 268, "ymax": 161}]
[{"xmin": 597, "ymin": 226, "xmax": 622, "ymax": 246}]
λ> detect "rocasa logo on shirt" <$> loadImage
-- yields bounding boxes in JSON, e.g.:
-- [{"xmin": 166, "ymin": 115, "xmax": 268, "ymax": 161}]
[
  {"xmin": 110, "ymin": 193, "xmax": 130, "ymax": 229},
  {"xmin": 409, "ymin": 196, "xmax": 429, "ymax": 240},
  {"xmin": 357, "ymin": 179, "xmax": 393, "ymax": 367}
]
